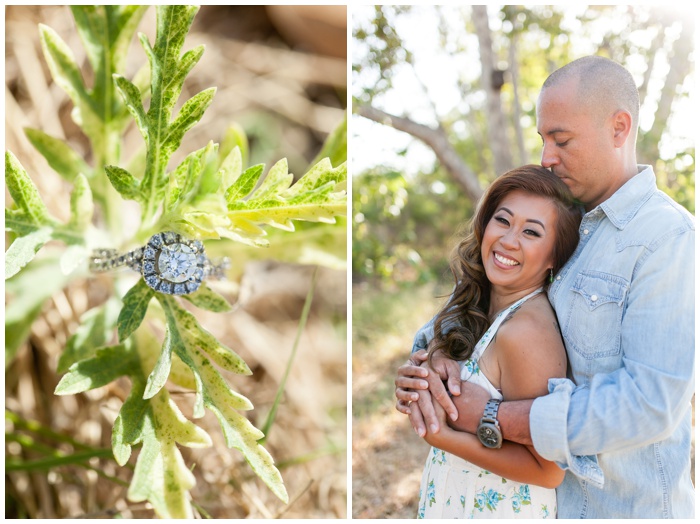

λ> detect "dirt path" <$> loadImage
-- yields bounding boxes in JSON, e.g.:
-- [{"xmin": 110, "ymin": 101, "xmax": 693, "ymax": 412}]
[{"xmin": 352, "ymin": 352, "xmax": 431, "ymax": 519}]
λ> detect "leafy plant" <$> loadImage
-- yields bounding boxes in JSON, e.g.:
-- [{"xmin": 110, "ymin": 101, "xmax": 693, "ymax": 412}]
[{"xmin": 5, "ymin": 5, "xmax": 346, "ymax": 518}]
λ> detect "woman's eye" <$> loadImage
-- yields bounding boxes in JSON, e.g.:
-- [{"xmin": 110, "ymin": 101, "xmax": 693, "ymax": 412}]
[
  {"xmin": 524, "ymin": 229, "xmax": 542, "ymax": 238},
  {"xmin": 495, "ymin": 216, "xmax": 509, "ymax": 225}
]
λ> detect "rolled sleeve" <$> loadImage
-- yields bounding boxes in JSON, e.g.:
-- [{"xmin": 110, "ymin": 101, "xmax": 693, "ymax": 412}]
[
  {"xmin": 411, "ymin": 318, "xmax": 435, "ymax": 354},
  {"xmin": 531, "ymin": 378, "xmax": 604, "ymax": 488}
]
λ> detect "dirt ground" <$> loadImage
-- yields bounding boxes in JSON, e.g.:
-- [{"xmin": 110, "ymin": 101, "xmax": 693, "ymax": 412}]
[
  {"xmin": 351, "ymin": 284, "xmax": 440, "ymax": 519},
  {"xmin": 352, "ymin": 351, "xmax": 430, "ymax": 519}
]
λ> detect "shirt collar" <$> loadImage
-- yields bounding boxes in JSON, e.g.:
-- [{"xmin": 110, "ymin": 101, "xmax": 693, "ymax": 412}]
[{"xmin": 595, "ymin": 165, "xmax": 656, "ymax": 230}]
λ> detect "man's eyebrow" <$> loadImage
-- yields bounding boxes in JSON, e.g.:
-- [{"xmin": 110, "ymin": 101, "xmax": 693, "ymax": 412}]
[{"xmin": 541, "ymin": 127, "xmax": 570, "ymax": 136}]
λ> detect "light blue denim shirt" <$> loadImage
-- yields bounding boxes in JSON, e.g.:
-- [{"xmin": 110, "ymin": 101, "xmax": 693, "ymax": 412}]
[{"xmin": 411, "ymin": 166, "xmax": 695, "ymax": 518}]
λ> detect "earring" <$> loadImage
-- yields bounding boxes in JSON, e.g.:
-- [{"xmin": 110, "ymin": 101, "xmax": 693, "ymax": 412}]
[{"xmin": 548, "ymin": 268, "xmax": 554, "ymax": 284}]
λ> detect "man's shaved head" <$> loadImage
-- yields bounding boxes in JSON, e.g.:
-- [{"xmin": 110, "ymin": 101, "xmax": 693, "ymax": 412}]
[{"xmin": 542, "ymin": 56, "xmax": 640, "ymax": 131}]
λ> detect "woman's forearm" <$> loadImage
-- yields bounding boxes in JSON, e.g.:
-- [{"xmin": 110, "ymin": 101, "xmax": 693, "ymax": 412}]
[
  {"xmin": 426, "ymin": 427, "xmax": 563, "ymax": 489},
  {"xmin": 450, "ymin": 383, "xmax": 535, "ymax": 447}
]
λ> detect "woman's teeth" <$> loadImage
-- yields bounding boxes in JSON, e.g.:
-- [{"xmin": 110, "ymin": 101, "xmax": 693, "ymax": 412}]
[{"xmin": 495, "ymin": 253, "xmax": 519, "ymax": 266}]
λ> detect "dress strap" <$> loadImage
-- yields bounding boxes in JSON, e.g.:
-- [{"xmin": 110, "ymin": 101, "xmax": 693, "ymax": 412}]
[{"xmin": 471, "ymin": 288, "xmax": 544, "ymax": 361}]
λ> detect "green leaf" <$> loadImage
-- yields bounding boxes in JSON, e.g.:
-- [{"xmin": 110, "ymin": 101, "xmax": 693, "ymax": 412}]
[
  {"xmin": 5, "ymin": 151, "xmax": 57, "ymax": 231},
  {"xmin": 135, "ymin": 5, "xmax": 207, "ymax": 223},
  {"xmin": 113, "ymin": 74, "xmax": 150, "ymax": 142},
  {"xmin": 225, "ymin": 159, "xmax": 347, "ymax": 238},
  {"xmin": 209, "ymin": 402, "xmax": 288, "ymax": 503},
  {"xmin": 163, "ymin": 145, "xmax": 208, "ymax": 213},
  {"xmin": 156, "ymin": 295, "xmax": 287, "ymax": 502},
  {"xmin": 310, "ymin": 113, "xmax": 347, "ymax": 168},
  {"xmin": 117, "ymin": 280, "xmax": 155, "ymax": 342},
  {"xmin": 182, "ymin": 284, "xmax": 232, "ymax": 313},
  {"xmin": 112, "ymin": 332, "xmax": 212, "ymax": 518},
  {"xmin": 163, "ymin": 88, "xmax": 216, "ymax": 156},
  {"xmin": 55, "ymin": 344, "xmax": 137, "ymax": 395},
  {"xmin": 247, "ymin": 158, "xmax": 294, "ymax": 201},
  {"xmin": 124, "ymin": 386, "xmax": 212, "ymax": 519},
  {"xmin": 224, "ymin": 163, "xmax": 265, "ymax": 203},
  {"xmin": 38, "ymin": 24, "xmax": 91, "ymax": 111},
  {"xmin": 143, "ymin": 329, "xmax": 173, "ymax": 400},
  {"xmin": 68, "ymin": 173, "xmax": 94, "ymax": 230},
  {"xmin": 58, "ymin": 297, "xmax": 121, "ymax": 373},
  {"xmin": 104, "ymin": 165, "xmax": 143, "ymax": 203},
  {"xmin": 24, "ymin": 128, "xmax": 92, "ymax": 181},
  {"xmin": 5, "ymin": 256, "xmax": 72, "ymax": 367},
  {"xmin": 70, "ymin": 6, "xmax": 148, "ymax": 123},
  {"xmin": 219, "ymin": 124, "xmax": 248, "ymax": 174},
  {"xmin": 159, "ymin": 295, "xmax": 251, "ymax": 378},
  {"xmin": 4, "ymin": 227, "xmax": 53, "ymax": 280}
]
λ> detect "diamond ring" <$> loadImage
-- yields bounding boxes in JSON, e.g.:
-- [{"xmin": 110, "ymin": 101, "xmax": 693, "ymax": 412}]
[{"xmin": 90, "ymin": 231, "xmax": 229, "ymax": 295}]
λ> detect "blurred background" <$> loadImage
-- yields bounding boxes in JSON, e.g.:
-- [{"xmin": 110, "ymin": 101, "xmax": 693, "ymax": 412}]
[
  {"xmin": 5, "ymin": 5, "xmax": 347, "ymax": 519},
  {"xmin": 351, "ymin": 5, "xmax": 694, "ymax": 518}
]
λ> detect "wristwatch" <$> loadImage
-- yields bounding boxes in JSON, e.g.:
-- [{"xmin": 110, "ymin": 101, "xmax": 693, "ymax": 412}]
[{"xmin": 477, "ymin": 399, "xmax": 503, "ymax": 449}]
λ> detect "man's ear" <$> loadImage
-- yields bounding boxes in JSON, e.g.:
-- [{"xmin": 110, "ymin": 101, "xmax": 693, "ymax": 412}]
[{"xmin": 612, "ymin": 110, "xmax": 633, "ymax": 147}]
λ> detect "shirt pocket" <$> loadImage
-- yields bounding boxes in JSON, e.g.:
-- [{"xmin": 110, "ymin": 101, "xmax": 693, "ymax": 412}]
[{"xmin": 564, "ymin": 271, "xmax": 629, "ymax": 359}]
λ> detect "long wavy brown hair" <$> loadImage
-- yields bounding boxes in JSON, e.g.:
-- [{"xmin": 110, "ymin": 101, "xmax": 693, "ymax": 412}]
[{"xmin": 428, "ymin": 165, "xmax": 582, "ymax": 364}]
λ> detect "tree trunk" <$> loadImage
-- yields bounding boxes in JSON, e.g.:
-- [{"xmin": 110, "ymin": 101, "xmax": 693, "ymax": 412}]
[
  {"xmin": 644, "ymin": 16, "xmax": 694, "ymax": 163},
  {"xmin": 355, "ymin": 105, "xmax": 483, "ymax": 203},
  {"xmin": 508, "ymin": 31, "xmax": 527, "ymax": 166},
  {"xmin": 472, "ymin": 5, "xmax": 513, "ymax": 176}
]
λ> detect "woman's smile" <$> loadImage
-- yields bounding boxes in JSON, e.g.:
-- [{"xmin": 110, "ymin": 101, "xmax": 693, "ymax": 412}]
[{"xmin": 493, "ymin": 251, "xmax": 519, "ymax": 267}]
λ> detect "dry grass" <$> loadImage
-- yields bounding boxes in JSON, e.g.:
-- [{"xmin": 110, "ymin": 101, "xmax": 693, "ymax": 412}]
[
  {"xmin": 351, "ymin": 283, "xmax": 443, "ymax": 519},
  {"xmin": 5, "ymin": 5, "xmax": 347, "ymax": 519}
]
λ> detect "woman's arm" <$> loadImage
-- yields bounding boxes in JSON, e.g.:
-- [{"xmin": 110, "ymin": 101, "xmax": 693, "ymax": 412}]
[
  {"xmin": 418, "ymin": 300, "xmax": 568, "ymax": 488},
  {"xmin": 416, "ymin": 389, "xmax": 564, "ymax": 489}
]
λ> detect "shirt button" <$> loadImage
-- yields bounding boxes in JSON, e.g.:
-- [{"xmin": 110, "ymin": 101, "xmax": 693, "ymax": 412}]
[
  {"xmin": 591, "ymin": 295, "xmax": 598, "ymax": 302},
  {"xmin": 556, "ymin": 276, "xmax": 561, "ymax": 280},
  {"xmin": 583, "ymin": 229, "xmax": 590, "ymax": 235}
]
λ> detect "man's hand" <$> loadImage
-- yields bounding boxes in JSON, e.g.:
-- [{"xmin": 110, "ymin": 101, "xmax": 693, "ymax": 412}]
[
  {"xmin": 395, "ymin": 350, "xmax": 431, "ymax": 415},
  {"xmin": 411, "ymin": 389, "xmax": 452, "ymax": 447},
  {"xmin": 395, "ymin": 348, "xmax": 462, "ymax": 434}
]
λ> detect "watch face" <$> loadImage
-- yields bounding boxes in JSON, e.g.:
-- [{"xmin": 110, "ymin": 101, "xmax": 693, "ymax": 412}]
[{"xmin": 477, "ymin": 423, "xmax": 502, "ymax": 449}]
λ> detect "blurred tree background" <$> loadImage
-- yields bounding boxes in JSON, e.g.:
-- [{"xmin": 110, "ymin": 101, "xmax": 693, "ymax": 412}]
[{"xmin": 351, "ymin": 5, "xmax": 694, "ymax": 518}]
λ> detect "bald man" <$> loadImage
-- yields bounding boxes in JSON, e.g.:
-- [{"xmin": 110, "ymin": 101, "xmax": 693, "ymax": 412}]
[{"xmin": 395, "ymin": 56, "xmax": 695, "ymax": 518}]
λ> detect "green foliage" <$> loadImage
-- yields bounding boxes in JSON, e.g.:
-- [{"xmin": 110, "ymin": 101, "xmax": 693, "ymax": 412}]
[
  {"xmin": 5, "ymin": 152, "xmax": 92, "ymax": 279},
  {"xmin": 353, "ymin": 166, "xmax": 471, "ymax": 287},
  {"xmin": 6, "ymin": 4, "xmax": 345, "ymax": 518}
]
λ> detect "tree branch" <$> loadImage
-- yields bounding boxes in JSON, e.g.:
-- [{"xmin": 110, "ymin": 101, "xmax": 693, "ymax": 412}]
[{"xmin": 355, "ymin": 105, "xmax": 483, "ymax": 203}]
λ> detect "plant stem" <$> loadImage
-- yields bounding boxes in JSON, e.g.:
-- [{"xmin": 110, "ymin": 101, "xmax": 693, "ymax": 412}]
[
  {"xmin": 259, "ymin": 266, "xmax": 319, "ymax": 443},
  {"xmin": 6, "ymin": 410, "xmax": 91, "ymax": 450},
  {"xmin": 5, "ymin": 448, "xmax": 115, "ymax": 471}
]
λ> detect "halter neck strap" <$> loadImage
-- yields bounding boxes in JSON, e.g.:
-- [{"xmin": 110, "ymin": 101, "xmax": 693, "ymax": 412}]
[{"xmin": 472, "ymin": 288, "xmax": 544, "ymax": 361}]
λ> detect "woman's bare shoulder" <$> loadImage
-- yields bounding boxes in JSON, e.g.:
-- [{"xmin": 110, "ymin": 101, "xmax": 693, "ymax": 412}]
[{"xmin": 494, "ymin": 295, "xmax": 567, "ymax": 399}]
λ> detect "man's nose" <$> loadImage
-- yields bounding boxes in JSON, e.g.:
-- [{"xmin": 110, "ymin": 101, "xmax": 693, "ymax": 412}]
[{"xmin": 541, "ymin": 143, "xmax": 560, "ymax": 169}]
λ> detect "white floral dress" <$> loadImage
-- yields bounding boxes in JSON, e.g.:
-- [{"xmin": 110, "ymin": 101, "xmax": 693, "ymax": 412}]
[{"xmin": 417, "ymin": 289, "xmax": 557, "ymax": 519}]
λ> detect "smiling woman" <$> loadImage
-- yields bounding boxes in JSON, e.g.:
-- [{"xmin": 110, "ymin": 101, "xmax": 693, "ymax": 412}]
[
  {"xmin": 427, "ymin": 165, "xmax": 581, "ymax": 367},
  {"xmin": 403, "ymin": 165, "xmax": 582, "ymax": 518}
]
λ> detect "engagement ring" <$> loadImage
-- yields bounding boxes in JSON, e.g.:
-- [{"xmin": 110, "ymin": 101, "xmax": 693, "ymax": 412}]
[{"xmin": 90, "ymin": 231, "xmax": 229, "ymax": 295}]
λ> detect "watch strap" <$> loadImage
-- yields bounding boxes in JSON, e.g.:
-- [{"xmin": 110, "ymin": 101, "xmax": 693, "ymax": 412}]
[{"xmin": 482, "ymin": 398, "xmax": 502, "ymax": 423}]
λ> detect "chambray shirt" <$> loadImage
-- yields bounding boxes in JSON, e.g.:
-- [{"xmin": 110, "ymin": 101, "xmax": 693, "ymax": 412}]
[{"xmin": 411, "ymin": 166, "xmax": 695, "ymax": 518}]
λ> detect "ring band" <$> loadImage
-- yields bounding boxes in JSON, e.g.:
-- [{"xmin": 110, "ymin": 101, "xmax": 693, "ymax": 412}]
[{"xmin": 90, "ymin": 231, "xmax": 229, "ymax": 295}]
